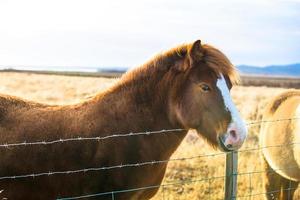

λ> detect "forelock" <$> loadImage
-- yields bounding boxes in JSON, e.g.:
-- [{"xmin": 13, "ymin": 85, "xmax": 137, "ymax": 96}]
[{"xmin": 202, "ymin": 44, "xmax": 239, "ymax": 85}]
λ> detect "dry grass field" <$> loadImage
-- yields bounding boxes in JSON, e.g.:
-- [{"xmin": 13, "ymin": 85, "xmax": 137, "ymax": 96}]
[
  {"xmin": 0, "ymin": 72, "xmax": 299, "ymax": 199},
  {"xmin": 240, "ymin": 75, "xmax": 300, "ymax": 89}
]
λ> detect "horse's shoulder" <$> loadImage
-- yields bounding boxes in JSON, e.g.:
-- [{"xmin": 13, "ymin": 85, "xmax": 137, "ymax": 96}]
[{"xmin": 266, "ymin": 90, "xmax": 300, "ymax": 115}]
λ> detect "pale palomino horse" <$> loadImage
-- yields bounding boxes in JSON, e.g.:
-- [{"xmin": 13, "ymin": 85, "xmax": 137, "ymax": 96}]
[{"xmin": 260, "ymin": 90, "xmax": 300, "ymax": 200}]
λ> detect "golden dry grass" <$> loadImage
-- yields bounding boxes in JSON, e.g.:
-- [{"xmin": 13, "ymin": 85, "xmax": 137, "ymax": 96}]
[{"xmin": 0, "ymin": 72, "xmax": 298, "ymax": 199}]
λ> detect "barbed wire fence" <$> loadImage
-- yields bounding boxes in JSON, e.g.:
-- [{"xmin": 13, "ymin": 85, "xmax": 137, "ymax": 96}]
[{"xmin": 0, "ymin": 118, "xmax": 299, "ymax": 199}]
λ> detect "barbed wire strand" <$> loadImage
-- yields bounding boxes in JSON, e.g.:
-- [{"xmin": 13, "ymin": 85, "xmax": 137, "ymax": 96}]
[
  {"xmin": 236, "ymin": 166, "xmax": 299, "ymax": 177},
  {"xmin": 0, "ymin": 117, "xmax": 300, "ymax": 148},
  {"xmin": 246, "ymin": 116, "xmax": 300, "ymax": 127},
  {"xmin": 235, "ymin": 187, "xmax": 298, "ymax": 199},
  {"xmin": 57, "ymin": 175, "xmax": 227, "ymax": 200},
  {"xmin": 238, "ymin": 141, "xmax": 300, "ymax": 153},
  {"xmin": 0, "ymin": 128, "xmax": 185, "ymax": 148},
  {"xmin": 0, "ymin": 152, "xmax": 224, "ymax": 181}
]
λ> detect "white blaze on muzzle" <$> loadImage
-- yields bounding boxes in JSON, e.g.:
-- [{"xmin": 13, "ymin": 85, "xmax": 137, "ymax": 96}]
[{"xmin": 216, "ymin": 74, "xmax": 247, "ymax": 151}]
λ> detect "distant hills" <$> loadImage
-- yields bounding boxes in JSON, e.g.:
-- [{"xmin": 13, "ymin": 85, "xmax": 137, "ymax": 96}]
[
  {"xmin": 1, "ymin": 63, "xmax": 299, "ymax": 77},
  {"xmin": 237, "ymin": 63, "xmax": 300, "ymax": 77},
  {"xmin": 97, "ymin": 64, "xmax": 300, "ymax": 77}
]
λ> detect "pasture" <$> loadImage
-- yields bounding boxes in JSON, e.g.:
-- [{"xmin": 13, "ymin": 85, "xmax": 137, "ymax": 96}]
[{"xmin": 0, "ymin": 72, "xmax": 299, "ymax": 199}]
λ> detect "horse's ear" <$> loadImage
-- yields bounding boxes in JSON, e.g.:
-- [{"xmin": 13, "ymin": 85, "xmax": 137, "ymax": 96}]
[
  {"xmin": 188, "ymin": 40, "xmax": 204, "ymax": 66},
  {"xmin": 173, "ymin": 40, "xmax": 204, "ymax": 72}
]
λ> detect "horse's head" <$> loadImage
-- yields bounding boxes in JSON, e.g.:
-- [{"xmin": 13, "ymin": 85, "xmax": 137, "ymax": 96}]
[{"xmin": 169, "ymin": 40, "xmax": 247, "ymax": 152}]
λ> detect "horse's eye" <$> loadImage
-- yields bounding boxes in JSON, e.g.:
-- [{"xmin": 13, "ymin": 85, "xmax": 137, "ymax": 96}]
[{"xmin": 200, "ymin": 84, "xmax": 210, "ymax": 92}]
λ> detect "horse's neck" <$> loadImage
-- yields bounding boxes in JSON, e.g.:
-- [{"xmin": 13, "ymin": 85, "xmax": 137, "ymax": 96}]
[
  {"xmin": 84, "ymin": 73, "xmax": 187, "ymax": 159},
  {"xmin": 91, "ymin": 71, "xmax": 167, "ymax": 128}
]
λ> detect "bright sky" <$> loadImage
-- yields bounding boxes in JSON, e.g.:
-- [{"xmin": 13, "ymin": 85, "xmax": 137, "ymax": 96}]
[{"xmin": 0, "ymin": 0, "xmax": 299, "ymax": 69}]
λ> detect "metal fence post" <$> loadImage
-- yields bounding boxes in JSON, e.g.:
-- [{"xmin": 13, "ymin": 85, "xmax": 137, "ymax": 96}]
[{"xmin": 224, "ymin": 151, "xmax": 238, "ymax": 200}]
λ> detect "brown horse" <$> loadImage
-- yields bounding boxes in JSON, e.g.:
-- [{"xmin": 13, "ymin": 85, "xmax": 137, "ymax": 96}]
[
  {"xmin": 260, "ymin": 90, "xmax": 300, "ymax": 200},
  {"xmin": 0, "ymin": 40, "xmax": 247, "ymax": 199}
]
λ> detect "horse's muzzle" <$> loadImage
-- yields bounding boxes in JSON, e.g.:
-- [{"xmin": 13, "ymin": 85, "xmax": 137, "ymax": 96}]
[{"xmin": 218, "ymin": 121, "xmax": 247, "ymax": 152}]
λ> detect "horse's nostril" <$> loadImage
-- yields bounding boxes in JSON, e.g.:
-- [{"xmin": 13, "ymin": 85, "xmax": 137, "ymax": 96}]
[
  {"xmin": 229, "ymin": 130, "xmax": 237, "ymax": 138},
  {"xmin": 226, "ymin": 144, "xmax": 233, "ymax": 149}
]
